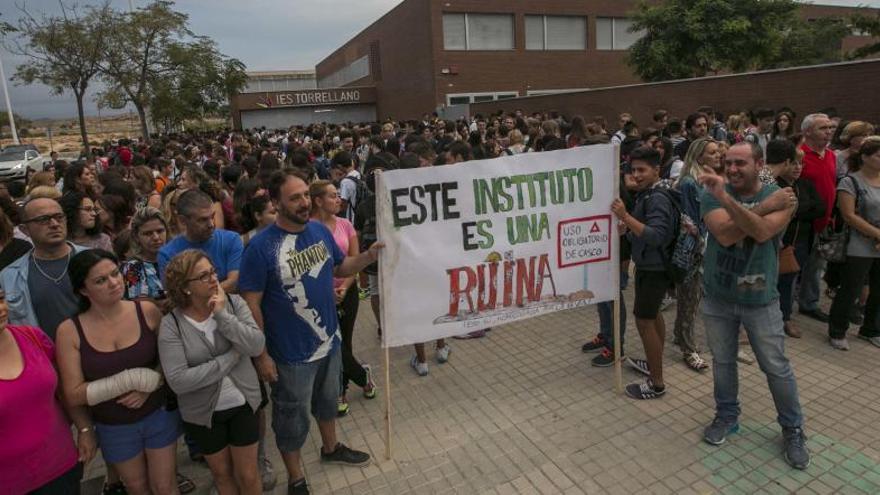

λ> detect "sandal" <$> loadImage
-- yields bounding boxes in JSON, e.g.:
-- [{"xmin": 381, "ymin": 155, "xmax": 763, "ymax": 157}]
[
  {"xmin": 685, "ymin": 352, "xmax": 708, "ymax": 372},
  {"xmin": 177, "ymin": 474, "xmax": 196, "ymax": 494}
]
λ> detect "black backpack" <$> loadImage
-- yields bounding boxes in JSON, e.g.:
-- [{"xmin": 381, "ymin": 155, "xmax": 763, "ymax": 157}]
[
  {"xmin": 646, "ymin": 185, "xmax": 704, "ymax": 285},
  {"xmin": 341, "ymin": 175, "xmax": 373, "ymax": 215}
]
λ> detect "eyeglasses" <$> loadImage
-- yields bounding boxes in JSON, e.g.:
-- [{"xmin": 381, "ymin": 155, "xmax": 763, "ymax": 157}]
[
  {"xmin": 186, "ymin": 268, "xmax": 217, "ymax": 284},
  {"xmin": 79, "ymin": 206, "xmax": 102, "ymax": 215},
  {"xmin": 23, "ymin": 213, "xmax": 65, "ymax": 226}
]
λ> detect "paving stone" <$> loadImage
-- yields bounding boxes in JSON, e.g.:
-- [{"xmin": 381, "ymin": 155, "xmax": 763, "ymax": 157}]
[{"xmin": 75, "ymin": 285, "xmax": 880, "ymax": 494}]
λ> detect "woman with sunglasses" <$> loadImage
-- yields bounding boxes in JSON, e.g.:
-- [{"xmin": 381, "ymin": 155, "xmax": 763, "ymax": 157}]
[
  {"xmin": 159, "ymin": 250, "xmax": 265, "ymax": 495},
  {"xmin": 55, "ymin": 250, "xmax": 180, "ymax": 495}
]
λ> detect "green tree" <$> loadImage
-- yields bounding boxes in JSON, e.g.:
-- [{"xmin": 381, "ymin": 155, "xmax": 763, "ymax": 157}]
[
  {"xmin": 627, "ymin": 0, "xmax": 849, "ymax": 82},
  {"xmin": 766, "ymin": 18, "xmax": 851, "ymax": 70},
  {"xmin": 97, "ymin": 1, "xmax": 245, "ymax": 141},
  {"xmin": 96, "ymin": 1, "xmax": 190, "ymax": 141},
  {"xmin": 8, "ymin": 3, "xmax": 110, "ymax": 150},
  {"xmin": 149, "ymin": 37, "xmax": 246, "ymax": 132},
  {"xmin": 848, "ymin": 12, "xmax": 880, "ymax": 60}
]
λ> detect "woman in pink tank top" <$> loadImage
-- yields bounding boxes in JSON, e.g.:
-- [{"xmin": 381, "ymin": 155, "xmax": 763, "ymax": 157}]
[
  {"xmin": 310, "ymin": 180, "xmax": 377, "ymax": 416},
  {"xmin": 0, "ymin": 288, "xmax": 92, "ymax": 494}
]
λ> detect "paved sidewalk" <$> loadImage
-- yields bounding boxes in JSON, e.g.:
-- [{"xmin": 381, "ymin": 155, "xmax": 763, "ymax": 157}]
[{"xmin": 84, "ymin": 286, "xmax": 880, "ymax": 494}]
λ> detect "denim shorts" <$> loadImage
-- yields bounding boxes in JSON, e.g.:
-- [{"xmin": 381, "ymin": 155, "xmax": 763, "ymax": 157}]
[
  {"xmin": 270, "ymin": 346, "xmax": 341, "ymax": 453},
  {"xmin": 368, "ymin": 274, "xmax": 380, "ymax": 297},
  {"xmin": 95, "ymin": 407, "xmax": 182, "ymax": 464}
]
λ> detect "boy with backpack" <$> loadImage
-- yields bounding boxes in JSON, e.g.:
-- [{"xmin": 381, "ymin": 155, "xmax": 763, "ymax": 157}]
[
  {"xmin": 330, "ymin": 151, "xmax": 368, "ymax": 222},
  {"xmin": 611, "ymin": 146, "xmax": 679, "ymax": 400}
]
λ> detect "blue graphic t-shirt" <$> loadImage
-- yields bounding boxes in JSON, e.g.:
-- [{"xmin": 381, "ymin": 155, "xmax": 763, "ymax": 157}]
[{"xmin": 238, "ymin": 221, "xmax": 345, "ymax": 364}]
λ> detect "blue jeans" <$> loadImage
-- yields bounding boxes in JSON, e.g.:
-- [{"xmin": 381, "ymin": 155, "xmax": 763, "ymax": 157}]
[
  {"xmin": 271, "ymin": 346, "xmax": 341, "ymax": 453},
  {"xmin": 797, "ymin": 235, "xmax": 825, "ymax": 312},
  {"xmin": 701, "ymin": 296, "xmax": 804, "ymax": 428},
  {"xmin": 598, "ymin": 270, "xmax": 628, "ymax": 351},
  {"xmin": 777, "ymin": 239, "xmax": 811, "ymax": 321}
]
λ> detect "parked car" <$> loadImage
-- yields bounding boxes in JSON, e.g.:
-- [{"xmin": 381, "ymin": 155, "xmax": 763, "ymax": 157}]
[
  {"xmin": 1, "ymin": 144, "xmax": 39, "ymax": 154},
  {"xmin": 0, "ymin": 147, "xmax": 45, "ymax": 181}
]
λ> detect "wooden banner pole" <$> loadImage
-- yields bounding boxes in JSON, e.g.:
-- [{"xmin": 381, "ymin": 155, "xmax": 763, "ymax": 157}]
[
  {"xmin": 612, "ymin": 146, "xmax": 623, "ymax": 394},
  {"xmin": 383, "ymin": 344, "xmax": 392, "ymax": 460}
]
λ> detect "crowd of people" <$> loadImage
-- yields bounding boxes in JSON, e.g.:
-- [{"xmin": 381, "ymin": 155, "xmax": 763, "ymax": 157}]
[{"xmin": 0, "ymin": 104, "xmax": 877, "ymax": 493}]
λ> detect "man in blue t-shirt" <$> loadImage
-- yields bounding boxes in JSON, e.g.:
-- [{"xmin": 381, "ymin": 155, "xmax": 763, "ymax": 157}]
[
  {"xmin": 698, "ymin": 141, "xmax": 810, "ymax": 470},
  {"xmin": 158, "ymin": 190, "xmax": 242, "ymax": 293},
  {"xmin": 239, "ymin": 169, "xmax": 382, "ymax": 493}
]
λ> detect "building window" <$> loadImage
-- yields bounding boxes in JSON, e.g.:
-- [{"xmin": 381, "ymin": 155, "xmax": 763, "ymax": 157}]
[
  {"xmin": 443, "ymin": 13, "xmax": 515, "ymax": 50},
  {"xmin": 596, "ymin": 17, "xmax": 644, "ymax": 50},
  {"xmin": 318, "ymin": 55, "xmax": 370, "ymax": 88},
  {"xmin": 446, "ymin": 92, "xmax": 519, "ymax": 105},
  {"xmin": 525, "ymin": 15, "xmax": 587, "ymax": 50}
]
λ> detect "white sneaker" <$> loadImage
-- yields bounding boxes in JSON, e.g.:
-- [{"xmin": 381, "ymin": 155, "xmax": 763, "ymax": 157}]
[
  {"xmin": 829, "ymin": 338, "xmax": 850, "ymax": 351},
  {"xmin": 410, "ymin": 355, "xmax": 429, "ymax": 376},
  {"xmin": 436, "ymin": 344, "xmax": 451, "ymax": 363}
]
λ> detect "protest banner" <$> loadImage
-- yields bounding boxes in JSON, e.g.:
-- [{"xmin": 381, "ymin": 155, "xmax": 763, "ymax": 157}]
[
  {"xmin": 376, "ymin": 145, "xmax": 620, "ymax": 347},
  {"xmin": 375, "ymin": 145, "xmax": 621, "ymax": 460}
]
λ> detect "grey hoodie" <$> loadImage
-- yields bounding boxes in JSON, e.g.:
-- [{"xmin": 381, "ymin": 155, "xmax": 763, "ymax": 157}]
[
  {"xmin": 158, "ymin": 294, "xmax": 265, "ymax": 427},
  {"xmin": 627, "ymin": 184, "xmax": 678, "ymax": 272}
]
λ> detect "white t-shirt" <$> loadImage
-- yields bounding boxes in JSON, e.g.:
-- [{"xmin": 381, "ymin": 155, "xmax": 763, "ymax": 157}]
[
  {"xmin": 339, "ymin": 170, "xmax": 362, "ymax": 222},
  {"xmin": 183, "ymin": 314, "xmax": 247, "ymax": 411},
  {"xmin": 668, "ymin": 159, "xmax": 684, "ymax": 180}
]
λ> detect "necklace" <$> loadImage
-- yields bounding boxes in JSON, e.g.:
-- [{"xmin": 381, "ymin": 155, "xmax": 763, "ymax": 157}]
[{"xmin": 31, "ymin": 249, "xmax": 72, "ymax": 284}]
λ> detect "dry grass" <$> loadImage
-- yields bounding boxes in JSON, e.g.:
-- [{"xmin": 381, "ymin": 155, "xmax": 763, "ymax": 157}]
[{"xmin": 1, "ymin": 113, "xmax": 229, "ymax": 155}]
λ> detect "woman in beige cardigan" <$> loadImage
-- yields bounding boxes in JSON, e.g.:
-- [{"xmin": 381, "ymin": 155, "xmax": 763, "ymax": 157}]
[{"xmin": 158, "ymin": 249, "xmax": 265, "ymax": 495}]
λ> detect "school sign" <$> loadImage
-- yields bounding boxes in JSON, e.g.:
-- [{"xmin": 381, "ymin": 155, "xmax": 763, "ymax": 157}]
[{"xmin": 377, "ymin": 145, "xmax": 620, "ymax": 347}]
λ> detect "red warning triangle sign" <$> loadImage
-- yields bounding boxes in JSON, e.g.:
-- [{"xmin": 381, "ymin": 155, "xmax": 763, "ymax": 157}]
[{"xmin": 590, "ymin": 222, "xmax": 601, "ymax": 233}]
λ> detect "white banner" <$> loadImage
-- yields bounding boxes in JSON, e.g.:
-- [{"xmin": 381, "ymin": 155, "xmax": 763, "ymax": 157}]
[{"xmin": 377, "ymin": 145, "xmax": 619, "ymax": 347}]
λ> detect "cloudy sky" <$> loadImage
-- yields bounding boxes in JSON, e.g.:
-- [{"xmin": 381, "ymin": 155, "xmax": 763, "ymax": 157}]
[{"xmin": 0, "ymin": 0, "xmax": 873, "ymax": 120}]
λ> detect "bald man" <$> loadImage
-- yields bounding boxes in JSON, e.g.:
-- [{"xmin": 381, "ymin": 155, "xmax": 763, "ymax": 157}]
[{"xmin": 0, "ymin": 198, "xmax": 88, "ymax": 339}]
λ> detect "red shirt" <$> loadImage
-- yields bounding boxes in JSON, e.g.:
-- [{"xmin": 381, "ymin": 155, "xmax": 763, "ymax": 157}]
[{"xmin": 799, "ymin": 143, "xmax": 836, "ymax": 232}]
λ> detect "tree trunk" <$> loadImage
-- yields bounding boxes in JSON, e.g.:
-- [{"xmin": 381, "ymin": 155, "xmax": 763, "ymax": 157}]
[
  {"xmin": 74, "ymin": 90, "xmax": 90, "ymax": 155},
  {"xmin": 135, "ymin": 103, "xmax": 150, "ymax": 144}
]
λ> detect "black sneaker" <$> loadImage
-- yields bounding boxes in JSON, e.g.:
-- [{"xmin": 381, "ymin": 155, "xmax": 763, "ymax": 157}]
[
  {"xmin": 102, "ymin": 482, "xmax": 127, "ymax": 495},
  {"xmin": 288, "ymin": 478, "xmax": 309, "ymax": 495},
  {"xmin": 703, "ymin": 416, "xmax": 740, "ymax": 446},
  {"xmin": 782, "ymin": 427, "xmax": 811, "ymax": 470},
  {"xmin": 591, "ymin": 347, "xmax": 622, "ymax": 367},
  {"xmin": 624, "ymin": 378, "xmax": 666, "ymax": 400},
  {"xmin": 581, "ymin": 334, "xmax": 606, "ymax": 353},
  {"xmin": 320, "ymin": 443, "xmax": 371, "ymax": 467}
]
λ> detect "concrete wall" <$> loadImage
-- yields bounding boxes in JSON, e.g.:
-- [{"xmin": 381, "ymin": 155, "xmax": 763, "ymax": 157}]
[{"xmin": 468, "ymin": 59, "xmax": 880, "ymax": 127}]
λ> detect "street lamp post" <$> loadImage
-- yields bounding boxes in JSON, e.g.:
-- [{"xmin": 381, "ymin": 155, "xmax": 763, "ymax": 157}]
[{"xmin": 0, "ymin": 53, "xmax": 20, "ymax": 146}]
